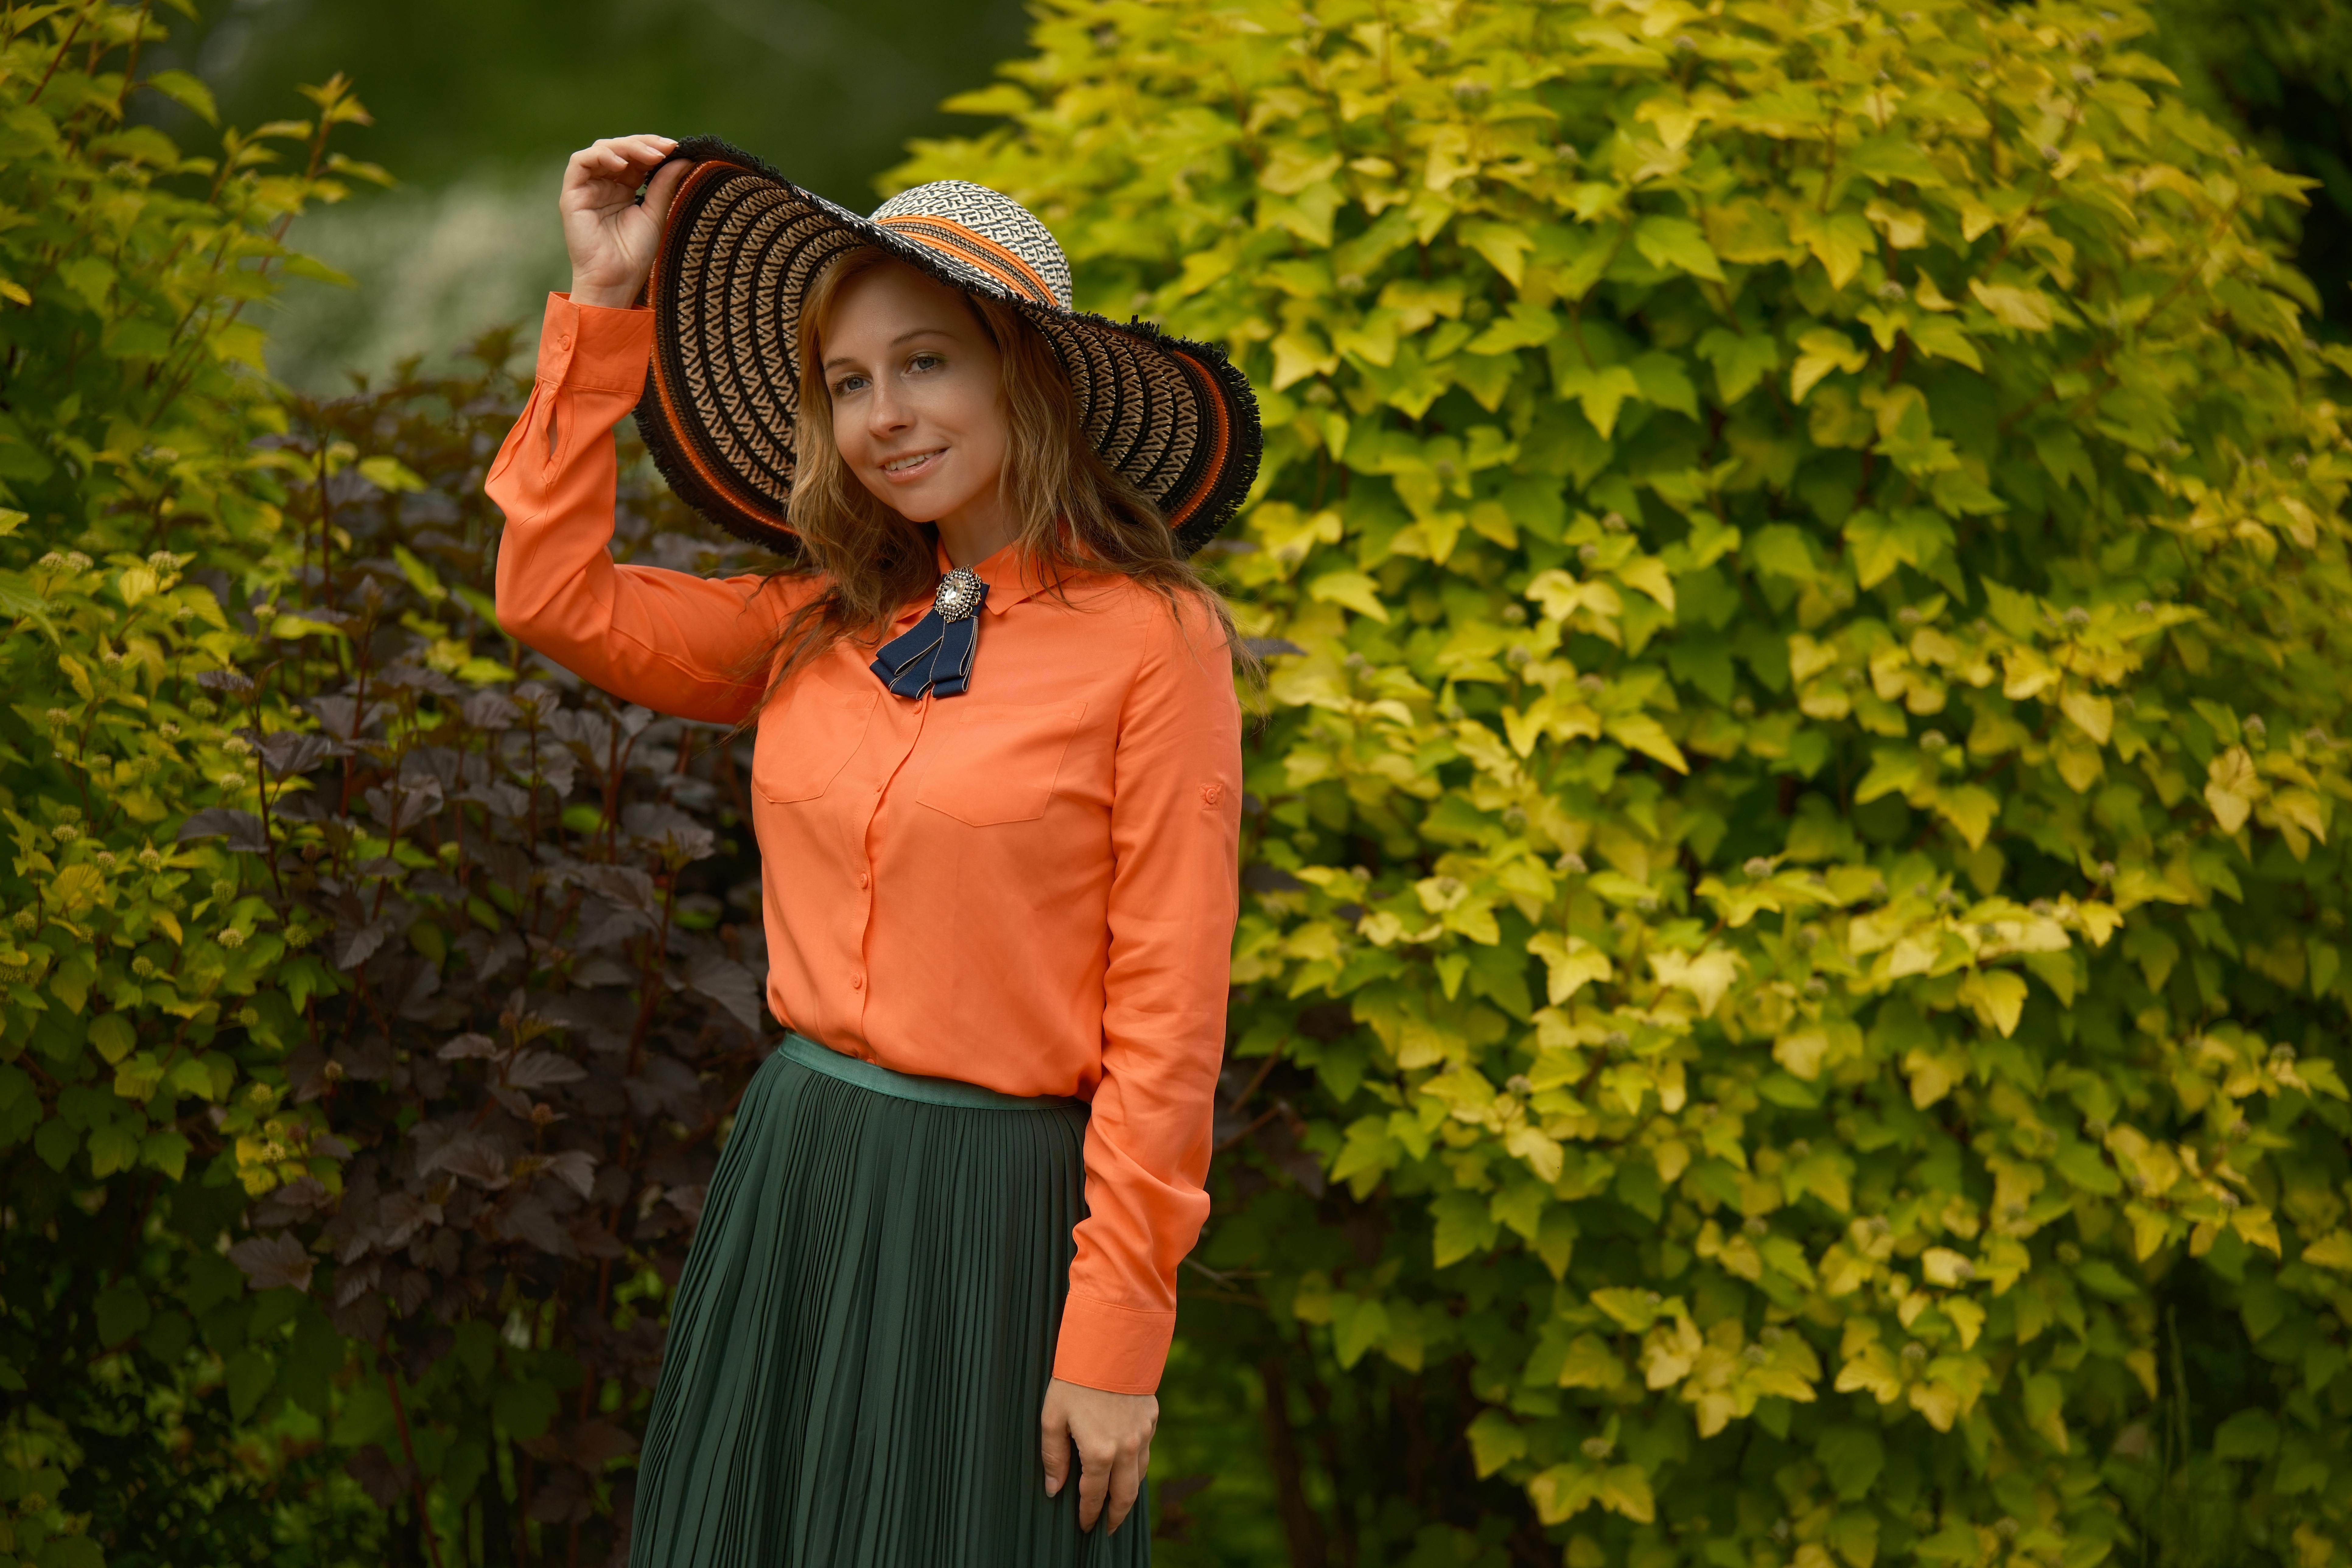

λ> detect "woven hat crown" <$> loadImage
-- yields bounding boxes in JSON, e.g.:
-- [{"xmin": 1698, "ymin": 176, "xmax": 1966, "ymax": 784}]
[{"xmin": 868, "ymin": 180, "xmax": 1076, "ymax": 311}]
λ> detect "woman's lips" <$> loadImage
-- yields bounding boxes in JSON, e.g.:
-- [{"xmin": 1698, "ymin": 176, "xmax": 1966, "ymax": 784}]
[{"xmin": 879, "ymin": 449, "xmax": 945, "ymax": 483}]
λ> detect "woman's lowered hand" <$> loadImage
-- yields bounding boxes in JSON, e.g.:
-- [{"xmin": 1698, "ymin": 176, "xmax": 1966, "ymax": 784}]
[
  {"xmin": 1040, "ymin": 1377, "xmax": 1157, "ymax": 1534},
  {"xmin": 560, "ymin": 134, "xmax": 688, "ymax": 309}
]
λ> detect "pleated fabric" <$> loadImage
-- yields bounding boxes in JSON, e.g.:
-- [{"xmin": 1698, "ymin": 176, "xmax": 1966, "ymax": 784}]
[{"xmin": 628, "ymin": 1034, "xmax": 1152, "ymax": 1567}]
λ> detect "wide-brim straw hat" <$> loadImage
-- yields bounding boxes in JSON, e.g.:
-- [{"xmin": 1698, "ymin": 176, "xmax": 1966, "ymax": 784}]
[{"xmin": 632, "ymin": 137, "xmax": 1261, "ymax": 559}]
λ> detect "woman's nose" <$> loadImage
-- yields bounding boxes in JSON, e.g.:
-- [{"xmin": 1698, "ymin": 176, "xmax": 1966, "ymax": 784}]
[{"xmin": 866, "ymin": 376, "xmax": 911, "ymax": 435}]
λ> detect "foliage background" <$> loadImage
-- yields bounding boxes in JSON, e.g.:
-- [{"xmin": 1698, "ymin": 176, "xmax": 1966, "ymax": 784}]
[
  {"xmin": 131, "ymin": 0, "xmax": 1034, "ymax": 388},
  {"xmin": 890, "ymin": 3, "xmax": 2352, "ymax": 1566},
  {"xmin": 7, "ymin": 2, "xmax": 2352, "ymax": 1568}
]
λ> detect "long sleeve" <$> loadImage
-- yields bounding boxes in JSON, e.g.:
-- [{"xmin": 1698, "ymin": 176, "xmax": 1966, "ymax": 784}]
[
  {"xmin": 1052, "ymin": 593, "xmax": 1243, "ymax": 1394},
  {"xmin": 487, "ymin": 293, "xmax": 801, "ymax": 724}
]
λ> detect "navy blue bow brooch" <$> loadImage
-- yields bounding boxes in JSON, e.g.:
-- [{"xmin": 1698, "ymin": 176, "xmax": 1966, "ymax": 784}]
[{"xmin": 871, "ymin": 567, "xmax": 989, "ymax": 698}]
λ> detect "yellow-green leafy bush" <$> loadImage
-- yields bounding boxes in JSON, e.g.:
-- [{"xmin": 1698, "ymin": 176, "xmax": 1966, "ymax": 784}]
[
  {"xmin": 0, "ymin": 7, "xmax": 382, "ymax": 1561},
  {"xmin": 904, "ymin": 0, "xmax": 2352, "ymax": 1560}
]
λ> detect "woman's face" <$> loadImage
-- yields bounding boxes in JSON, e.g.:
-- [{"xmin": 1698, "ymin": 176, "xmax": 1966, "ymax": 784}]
[{"xmin": 820, "ymin": 259, "xmax": 1010, "ymax": 530}]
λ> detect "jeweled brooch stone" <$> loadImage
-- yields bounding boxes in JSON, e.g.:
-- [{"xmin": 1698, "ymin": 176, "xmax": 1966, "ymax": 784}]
[{"xmin": 933, "ymin": 567, "xmax": 983, "ymax": 623}]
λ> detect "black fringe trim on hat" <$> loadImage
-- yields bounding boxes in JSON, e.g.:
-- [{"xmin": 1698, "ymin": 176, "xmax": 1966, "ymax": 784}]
[
  {"xmin": 1090, "ymin": 312, "xmax": 1262, "ymax": 556},
  {"xmin": 634, "ymin": 366, "xmax": 804, "ymax": 562}
]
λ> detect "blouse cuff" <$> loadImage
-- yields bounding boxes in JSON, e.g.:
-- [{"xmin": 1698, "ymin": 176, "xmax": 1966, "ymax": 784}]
[
  {"xmin": 1051, "ymin": 1293, "xmax": 1175, "ymax": 1395},
  {"xmin": 533, "ymin": 292, "xmax": 654, "ymax": 394}
]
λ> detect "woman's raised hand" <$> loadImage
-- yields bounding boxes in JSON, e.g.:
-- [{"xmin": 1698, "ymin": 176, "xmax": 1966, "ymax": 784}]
[{"xmin": 561, "ymin": 135, "xmax": 688, "ymax": 309}]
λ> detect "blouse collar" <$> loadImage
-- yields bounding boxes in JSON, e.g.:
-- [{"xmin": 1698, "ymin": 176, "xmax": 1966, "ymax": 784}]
[{"xmin": 930, "ymin": 536, "xmax": 1061, "ymax": 618}]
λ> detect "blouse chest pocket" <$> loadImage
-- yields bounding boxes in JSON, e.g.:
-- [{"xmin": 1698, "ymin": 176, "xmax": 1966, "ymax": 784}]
[
  {"xmin": 914, "ymin": 699, "xmax": 1088, "ymax": 827},
  {"xmin": 753, "ymin": 677, "xmax": 879, "ymax": 804}
]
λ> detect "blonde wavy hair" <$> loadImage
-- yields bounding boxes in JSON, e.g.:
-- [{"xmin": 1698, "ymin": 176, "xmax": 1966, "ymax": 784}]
[{"xmin": 751, "ymin": 247, "xmax": 1246, "ymax": 699}]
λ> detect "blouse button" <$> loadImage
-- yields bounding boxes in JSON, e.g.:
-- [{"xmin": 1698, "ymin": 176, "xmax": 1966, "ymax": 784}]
[
  {"xmin": 850, "ymin": 973, "xmax": 864, "ymax": 990},
  {"xmin": 858, "ymin": 872, "xmax": 870, "ymax": 889}
]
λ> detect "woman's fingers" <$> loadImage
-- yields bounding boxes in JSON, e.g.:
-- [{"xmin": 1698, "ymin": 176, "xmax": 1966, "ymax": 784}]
[
  {"xmin": 1074, "ymin": 1432, "xmax": 1113, "ymax": 1530},
  {"xmin": 1103, "ymin": 1440, "xmax": 1145, "ymax": 1534},
  {"xmin": 563, "ymin": 135, "xmax": 678, "ymax": 195},
  {"xmin": 641, "ymin": 156, "xmax": 690, "ymax": 233},
  {"xmin": 1039, "ymin": 1398, "xmax": 1072, "ymax": 1499},
  {"xmin": 580, "ymin": 134, "xmax": 676, "ymax": 166},
  {"xmin": 1072, "ymin": 1428, "xmax": 1149, "ymax": 1532}
]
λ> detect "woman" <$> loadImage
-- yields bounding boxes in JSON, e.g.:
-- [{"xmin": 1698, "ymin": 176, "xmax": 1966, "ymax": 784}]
[{"xmin": 485, "ymin": 133, "xmax": 1259, "ymax": 1566}]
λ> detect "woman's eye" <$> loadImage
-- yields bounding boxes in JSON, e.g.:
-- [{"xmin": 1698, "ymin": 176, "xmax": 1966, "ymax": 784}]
[
  {"xmin": 831, "ymin": 374, "xmax": 867, "ymax": 397},
  {"xmin": 908, "ymin": 352, "xmax": 945, "ymax": 373}
]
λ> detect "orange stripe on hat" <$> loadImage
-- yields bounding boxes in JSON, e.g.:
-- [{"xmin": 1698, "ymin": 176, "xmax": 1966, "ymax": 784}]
[
  {"xmin": 876, "ymin": 215, "xmax": 1060, "ymax": 307},
  {"xmin": 1161, "ymin": 352, "xmax": 1231, "ymax": 531}
]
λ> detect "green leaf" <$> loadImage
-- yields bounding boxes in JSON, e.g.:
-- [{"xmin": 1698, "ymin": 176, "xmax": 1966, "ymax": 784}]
[
  {"xmin": 360, "ymin": 456, "xmax": 427, "ymax": 494},
  {"xmin": 93, "ymin": 1279, "xmax": 151, "ymax": 1346},
  {"xmin": 2213, "ymin": 1408, "xmax": 2280, "ymax": 1460},
  {"xmin": 1787, "ymin": 209, "xmax": 1873, "ymax": 288},
  {"xmin": 1528, "ymin": 1462, "xmax": 1599, "ymax": 1525},
  {"xmin": 1331, "ymin": 1295, "xmax": 1388, "ymax": 1368},
  {"xmin": 1905, "ymin": 314, "xmax": 1983, "ymax": 370},
  {"xmin": 2309, "ymin": 940, "xmax": 2340, "ymax": 999},
  {"xmin": 1632, "ymin": 215, "xmax": 1724, "ymax": 281},
  {"xmin": 1307, "ymin": 570, "xmax": 1391, "ymax": 622},
  {"xmin": 86, "ymin": 1120, "xmax": 141, "ymax": 1178},
  {"xmin": 1604, "ymin": 713, "xmax": 1689, "ymax": 774},
  {"xmin": 1458, "ymin": 222, "xmax": 1534, "ymax": 287},
  {"xmin": 1629, "ymin": 352, "xmax": 1698, "ymax": 419},
  {"xmin": 1432, "ymin": 1190, "xmax": 1500, "ymax": 1266},
  {"xmin": 88, "ymin": 1013, "xmax": 135, "ymax": 1064},
  {"xmin": 269, "ymin": 613, "xmax": 348, "ymax": 641},
  {"xmin": 1791, "ymin": 327, "xmax": 1869, "ymax": 403},
  {"xmin": 0, "ymin": 566, "xmax": 44, "ymax": 619},
  {"xmin": 493, "ymin": 1377, "xmax": 559, "ymax": 1440},
  {"xmin": 224, "ymin": 1348, "xmax": 275, "ymax": 1419},
  {"xmin": 143, "ymin": 69, "xmax": 219, "ymax": 124},
  {"xmin": 1465, "ymin": 1410, "xmax": 1527, "ymax": 1477},
  {"xmin": 390, "ymin": 543, "xmax": 447, "ymax": 601},
  {"xmin": 1594, "ymin": 1464, "xmax": 1654, "ymax": 1523},
  {"xmin": 34, "ymin": 1118, "xmax": 79, "ymax": 1173},
  {"xmin": 2073, "ymin": 1259, "xmax": 2140, "ymax": 1300},
  {"xmin": 41, "ymin": 1537, "xmax": 107, "ymax": 1568},
  {"xmin": 139, "ymin": 1129, "xmax": 189, "ymax": 1179},
  {"xmin": 1556, "ymin": 1333, "xmax": 1626, "ymax": 1390},
  {"xmin": 1589, "ymin": 1287, "xmax": 1662, "ymax": 1332},
  {"xmin": 1696, "ymin": 327, "xmax": 1781, "ymax": 404},
  {"xmin": 1969, "ymin": 280, "xmax": 2056, "ymax": 331},
  {"xmin": 1815, "ymin": 1426, "xmax": 1885, "ymax": 1501},
  {"xmin": 2054, "ymin": 1142, "xmax": 2121, "ymax": 1196},
  {"xmin": 1843, "ymin": 507, "xmax": 1954, "ymax": 589},
  {"xmin": 1915, "ymin": 1521, "xmax": 1984, "ymax": 1565},
  {"xmin": 1553, "ymin": 362, "xmax": 1644, "ymax": 438}
]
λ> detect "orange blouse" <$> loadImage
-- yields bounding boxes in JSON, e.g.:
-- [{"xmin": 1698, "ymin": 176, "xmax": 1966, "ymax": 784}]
[{"xmin": 486, "ymin": 293, "xmax": 1243, "ymax": 1395}]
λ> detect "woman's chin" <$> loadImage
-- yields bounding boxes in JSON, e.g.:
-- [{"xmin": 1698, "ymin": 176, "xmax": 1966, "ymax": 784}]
[
  {"xmin": 868, "ymin": 481, "xmax": 988, "ymax": 529},
  {"xmin": 860, "ymin": 480, "xmax": 943, "ymax": 523}
]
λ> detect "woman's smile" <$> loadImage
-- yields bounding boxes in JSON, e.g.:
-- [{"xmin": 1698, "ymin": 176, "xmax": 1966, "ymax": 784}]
[{"xmin": 878, "ymin": 447, "xmax": 948, "ymax": 481}]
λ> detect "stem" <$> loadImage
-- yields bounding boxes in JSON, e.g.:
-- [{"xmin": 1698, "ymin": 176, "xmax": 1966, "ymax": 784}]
[
  {"xmin": 1257, "ymin": 1350, "xmax": 1329, "ymax": 1568},
  {"xmin": 250, "ymin": 688, "xmax": 286, "ymax": 901},
  {"xmin": 1293, "ymin": 1333, "xmax": 1359, "ymax": 1567},
  {"xmin": 383, "ymin": 1361, "xmax": 451, "ymax": 1568},
  {"xmin": 111, "ymin": 0, "xmax": 153, "ymax": 118},
  {"xmin": 26, "ymin": 13, "xmax": 89, "ymax": 106}
]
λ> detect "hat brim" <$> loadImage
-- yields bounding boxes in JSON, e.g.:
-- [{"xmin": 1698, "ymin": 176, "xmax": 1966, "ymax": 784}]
[{"xmin": 633, "ymin": 137, "xmax": 1261, "ymax": 560}]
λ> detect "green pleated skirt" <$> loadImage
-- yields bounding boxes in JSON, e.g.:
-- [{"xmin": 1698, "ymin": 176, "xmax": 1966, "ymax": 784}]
[{"xmin": 628, "ymin": 1033, "xmax": 1152, "ymax": 1566}]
